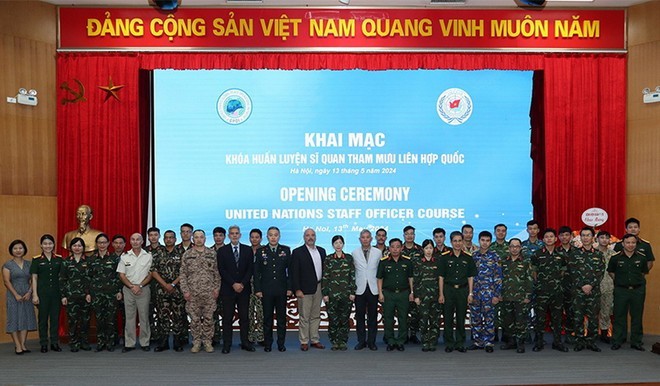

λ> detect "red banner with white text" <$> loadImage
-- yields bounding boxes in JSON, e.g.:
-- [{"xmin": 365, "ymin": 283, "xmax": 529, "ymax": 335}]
[{"xmin": 58, "ymin": 7, "xmax": 625, "ymax": 52}]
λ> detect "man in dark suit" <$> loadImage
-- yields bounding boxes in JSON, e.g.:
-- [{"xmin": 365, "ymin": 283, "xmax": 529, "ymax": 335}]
[
  {"xmin": 217, "ymin": 225, "xmax": 254, "ymax": 354},
  {"xmin": 291, "ymin": 228, "xmax": 326, "ymax": 351},
  {"xmin": 254, "ymin": 226, "xmax": 292, "ymax": 352}
]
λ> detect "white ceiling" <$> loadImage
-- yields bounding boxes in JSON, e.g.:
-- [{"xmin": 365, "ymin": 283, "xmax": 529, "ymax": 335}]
[{"xmin": 43, "ymin": 0, "xmax": 648, "ymax": 8}]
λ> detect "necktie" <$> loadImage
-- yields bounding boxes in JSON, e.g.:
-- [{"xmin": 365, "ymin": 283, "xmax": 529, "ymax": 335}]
[
  {"xmin": 364, "ymin": 249, "xmax": 369, "ymax": 263},
  {"xmin": 272, "ymin": 247, "xmax": 276, "ymax": 253},
  {"xmin": 233, "ymin": 246, "xmax": 239, "ymax": 264}
]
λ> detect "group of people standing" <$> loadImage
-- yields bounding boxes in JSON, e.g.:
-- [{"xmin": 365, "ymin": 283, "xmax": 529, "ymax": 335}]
[{"xmin": 3, "ymin": 215, "xmax": 653, "ymax": 355}]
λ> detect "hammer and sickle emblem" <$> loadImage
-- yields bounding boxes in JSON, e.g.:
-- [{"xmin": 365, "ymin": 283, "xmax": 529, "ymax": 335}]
[{"xmin": 60, "ymin": 79, "xmax": 86, "ymax": 105}]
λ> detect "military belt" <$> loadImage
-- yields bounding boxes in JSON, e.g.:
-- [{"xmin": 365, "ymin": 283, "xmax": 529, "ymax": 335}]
[
  {"xmin": 616, "ymin": 284, "xmax": 642, "ymax": 290},
  {"xmin": 445, "ymin": 283, "xmax": 468, "ymax": 289},
  {"xmin": 385, "ymin": 288, "xmax": 409, "ymax": 293}
]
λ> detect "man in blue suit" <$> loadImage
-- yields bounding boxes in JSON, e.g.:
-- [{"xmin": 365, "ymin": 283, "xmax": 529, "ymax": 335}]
[{"xmin": 217, "ymin": 225, "xmax": 254, "ymax": 354}]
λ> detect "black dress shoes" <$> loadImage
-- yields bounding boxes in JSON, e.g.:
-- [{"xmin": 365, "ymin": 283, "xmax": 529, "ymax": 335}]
[
  {"xmin": 611, "ymin": 344, "xmax": 621, "ymax": 350},
  {"xmin": 154, "ymin": 344, "xmax": 169, "ymax": 352},
  {"xmin": 121, "ymin": 347, "xmax": 135, "ymax": 353},
  {"xmin": 141, "ymin": 346, "xmax": 151, "ymax": 352},
  {"xmin": 50, "ymin": 344, "xmax": 62, "ymax": 352},
  {"xmin": 241, "ymin": 344, "xmax": 256, "ymax": 352},
  {"xmin": 631, "ymin": 344, "xmax": 645, "ymax": 351},
  {"xmin": 354, "ymin": 342, "xmax": 367, "ymax": 350},
  {"xmin": 41, "ymin": 345, "xmax": 48, "ymax": 353},
  {"xmin": 386, "ymin": 344, "xmax": 395, "ymax": 351},
  {"xmin": 278, "ymin": 345, "xmax": 286, "ymax": 352},
  {"xmin": 552, "ymin": 343, "xmax": 569, "ymax": 352},
  {"xmin": 264, "ymin": 346, "xmax": 272, "ymax": 352},
  {"xmin": 396, "ymin": 345, "xmax": 405, "ymax": 351},
  {"xmin": 456, "ymin": 347, "xmax": 467, "ymax": 353},
  {"xmin": 368, "ymin": 343, "xmax": 378, "ymax": 351},
  {"xmin": 445, "ymin": 347, "xmax": 453, "ymax": 353},
  {"xmin": 485, "ymin": 346, "xmax": 494, "ymax": 353},
  {"xmin": 221, "ymin": 347, "xmax": 231, "ymax": 354}
]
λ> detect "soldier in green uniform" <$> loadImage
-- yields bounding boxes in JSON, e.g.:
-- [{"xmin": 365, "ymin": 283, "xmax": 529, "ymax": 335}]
[
  {"xmin": 608, "ymin": 233, "xmax": 650, "ymax": 351},
  {"xmin": 558, "ymin": 226, "xmax": 576, "ymax": 344},
  {"xmin": 254, "ymin": 226, "xmax": 291, "ymax": 352},
  {"xmin": 414, "ymin": 239, "xmax": 440, "ymax": 352},
  {"xmin": 110, "ymin": 235, "xmax": 126, "ymax": 347},
  {"xmin": 145, "ymin": 227, "xmax": 164, "ymax": 346},
  {"xmin": 489, "ymin": 223, "xmax": 508, "ymax": 342},
  {"xmin": 500, "ymin": 238, "xmax": 533, "ymax": 353},
  {"xmin": 402, "ymin": 225, "xmax": 422, "ymax": 344},
  {"xmin": 211, "ymin": 226, "xmax": 226, "ymax": 347},
  {"xmin": 30, "ymin": 234, "xmax": 63, "ymax": 353},
  {"xmin": 322, "ymin": 235, "xmax": 356, "ymax": 351},
  {"xmin": 377, "ymin": 238, "xmax": 413, "ymax": 352},
  {"xmin": 530, "ymin": 228, "xmax": 569, "ymax": 352},
  {"xmin": 248, "ymin": 228, "xmax": 265, "ymax": 345},
  {"xmin": 439, "ymin": 231, "xmax": 477, "ymax": 353},
  {"xmin": 88, "ymin": 233, "xmax": 122, "ymax": 352},
  {"xmin": 613, "ymin": 218, "xmax": 654, "ymax": 271},
  {"xmin": 152, "ymin": 230, "xmax": 189, "ymax": 352},
  {"xmin": 570, "ymin": 227, "xmax": 605, "ymax": 352},
  {"xmin": 432, "ymin": 227, "xmax": 450, "ymax": 344},
  {"xmin": 59, "ymin": 237, "xmax": 92, "ymax": 352}
]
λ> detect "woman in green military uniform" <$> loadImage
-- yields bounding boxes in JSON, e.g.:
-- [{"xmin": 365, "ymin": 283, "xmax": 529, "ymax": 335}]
[
  {"xmin": 322, "ymin": 235, "xmax": 356, "ymax": 351},
  {"xmin": 59, "ymin": 237, "xmax": 92, "ymax": 352},
  {"xmin": 414, "ymin": 239, "xmax": 441, "ymax": 352},
  {"xmin": 30, "ymin": 234, "xmax": 63, "ymax": 353}
]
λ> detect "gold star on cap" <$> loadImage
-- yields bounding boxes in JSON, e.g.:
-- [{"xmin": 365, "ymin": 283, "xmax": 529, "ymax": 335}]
[{"xmin": 98, "ymin": 77, "xmax": 125, "ymax": 102}]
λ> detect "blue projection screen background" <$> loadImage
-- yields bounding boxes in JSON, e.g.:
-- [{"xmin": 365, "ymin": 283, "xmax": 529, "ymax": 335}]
[{"xmin": 153, "ymin": 69, "xmax": 533, "ymax": 249}]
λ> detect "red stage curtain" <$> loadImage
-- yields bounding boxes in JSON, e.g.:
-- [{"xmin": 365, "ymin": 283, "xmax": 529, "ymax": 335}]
[{"xmin": 56, "ymin": 52, "xmax": 626, "ymax": 247}]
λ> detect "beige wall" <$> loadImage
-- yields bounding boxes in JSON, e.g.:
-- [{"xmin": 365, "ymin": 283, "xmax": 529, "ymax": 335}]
[
  {"xmin": 627, "ymin": 0, "xmax": 660, "ymax": 335},
  {"xmin": 0, "ymin": 1, "xmax": 57, "ymax": 343},
  {"xmin": 1, "ymin": 1, "xmax": 659, "ymax": 343}
]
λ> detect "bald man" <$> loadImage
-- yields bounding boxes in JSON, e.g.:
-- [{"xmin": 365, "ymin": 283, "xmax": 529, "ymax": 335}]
[{"xmin": 117, "ymin": 233, "xmax": 153, "ymax": 352}]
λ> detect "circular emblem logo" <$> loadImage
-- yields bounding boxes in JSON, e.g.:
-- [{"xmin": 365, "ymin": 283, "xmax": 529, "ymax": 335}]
[
  {"xmin": 217, "ymin": 89, "xmax": 252, "ymax": 125},
  {"xmin": 437, "ymin": 88, "xmax": 473, "ymax": 125}
]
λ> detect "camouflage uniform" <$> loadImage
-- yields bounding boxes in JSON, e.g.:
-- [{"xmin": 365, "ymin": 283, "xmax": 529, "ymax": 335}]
[
  {"xmin": 521, "ymin": 239, "xmax": 544, "ymax": 259},
  {"xmin": 599, "ymin": 248, "xmax": 616, "ymax": 332},
  {"xmin": 59, "ymin": 256, "xmax": 91, "ymax": 350},
  {"xmin": 433, "ymin": 244, "xmax": 450, "ymax": 336},
  {"xmin": 180, "ymin": 246, "xmax": 220, "ymax": 346},
  {"xmin": 530, "ymin": 247, "xmax": 567, "ymax": 348},
  {"xmin": 489, "ymin": 241, "xmax": 509, "ymax": 340},
  {"xmin": 470, "ymin": 249, "xmax": 502, "ymax": 348},
  {"xmin": 210, "ymin": 244, "xmax": 224, "ymax": 345},
  {"xmin": 569, "ymin": 247, "xmax": 605, "ymax": 349},
  {"xmin": 500, "ymin": 255, "xmax": 533, "ymax": 351},
  {"xmin": 322, "ymin": 253, "xmax": 356, "ymax": 349},
  {"xmin": 151, "ymin": 246, "xmax": 189, "ymax": 348},
  {"xmin": 109, "ymin": 251, "xmax": 125, "ymax": 345},
  {"xmin": 145, "ymin": 244, "xmax": 164, "ymax": 344},
  {"xmin": 439, "ymin": 250, "xmax": 477, "ymax": 350},
  {"xmin": 88, "ymin": 251, "xmax": 121, "ymax": 349},
  {"xmin": 413, "ymin": 256, "xmax": 441, "ymax": 350},
  {"xmin": 402, "ymin": 243, "xmax": 422, "ymax": 341},
  {"xmin": 558, "ymin": 245, "xmax": 576, "ymax": 342},
  {"xmin": 248, "ymin": 248, "xmax": 264, "ymax": 344}
]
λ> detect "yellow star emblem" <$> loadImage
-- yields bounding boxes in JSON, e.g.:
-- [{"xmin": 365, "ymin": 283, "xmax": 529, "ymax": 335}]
[{"xmin": 98, "ymin": 77, "xmax": 125, "ymax": 102}]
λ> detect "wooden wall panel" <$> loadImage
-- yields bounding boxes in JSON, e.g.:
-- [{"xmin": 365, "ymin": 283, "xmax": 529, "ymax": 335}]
[
  {"xmin": 0, "ymin": 2, "xmax": 57, "ymax": 196},
  {"xmin": 628, "ymin": 0, "xmax": 660, "ymax": 46},
  {"xmin": 627, "ymin": 0, "xmax": 660, "ymax": 335},
  {"xmin": 0, "ymin": 195, "xmax": 57, "ymax": 344},
  {"xmin": 626, "ymin": 195, "xmax": 660, "ymax": 335}
]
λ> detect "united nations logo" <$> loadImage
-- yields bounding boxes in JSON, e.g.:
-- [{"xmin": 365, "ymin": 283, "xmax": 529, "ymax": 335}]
[
  {"xmin": 217, "ymin": 89, "xmax": 252, "ymax": 125},
  {"xmin": 436, "ymin": 88, "xmax": 473, "ymax": 125}
]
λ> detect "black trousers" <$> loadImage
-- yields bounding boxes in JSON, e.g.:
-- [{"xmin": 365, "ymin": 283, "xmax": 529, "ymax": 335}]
[
  {"xmin": 262, "ymin": 292, "xmax": 288, "ymax": 347},
  {"xmin": 222, "ymin": 293, "xmax": 250, "ymax": 348},
  {"xmin": 354, "ymin": 286, "xmax": 379, "ymax": 345}
]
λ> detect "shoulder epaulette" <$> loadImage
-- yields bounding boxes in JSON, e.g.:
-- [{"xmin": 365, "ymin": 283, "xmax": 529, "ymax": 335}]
[
  {"xmin": 402, "ymin": 254, "xmax": 411, "ymax": 260},
  {"xmin": 638, "ymin": 251, "xmax": 647, "ymax": 256},
  {"xmin": 463, "ymin": 250, "xmax": 472, "ymax": 256},
  {"xmin": 380, "ymin": 255, "xmax": 389, "ymax": 261},
  {"xmin": 612, "ymin": 250, "xmax": 621, "ymax": 256},
  {"xmin": 32, "ymin": 255, "xmax": 42, "ymax": 259},
  {"xmin": 441, "ymin": 250, "xmax": 451, "ymax": 255},
  {"xmin": 639, "ymin": 237, "xmax": 650, "ymax": 243}
]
